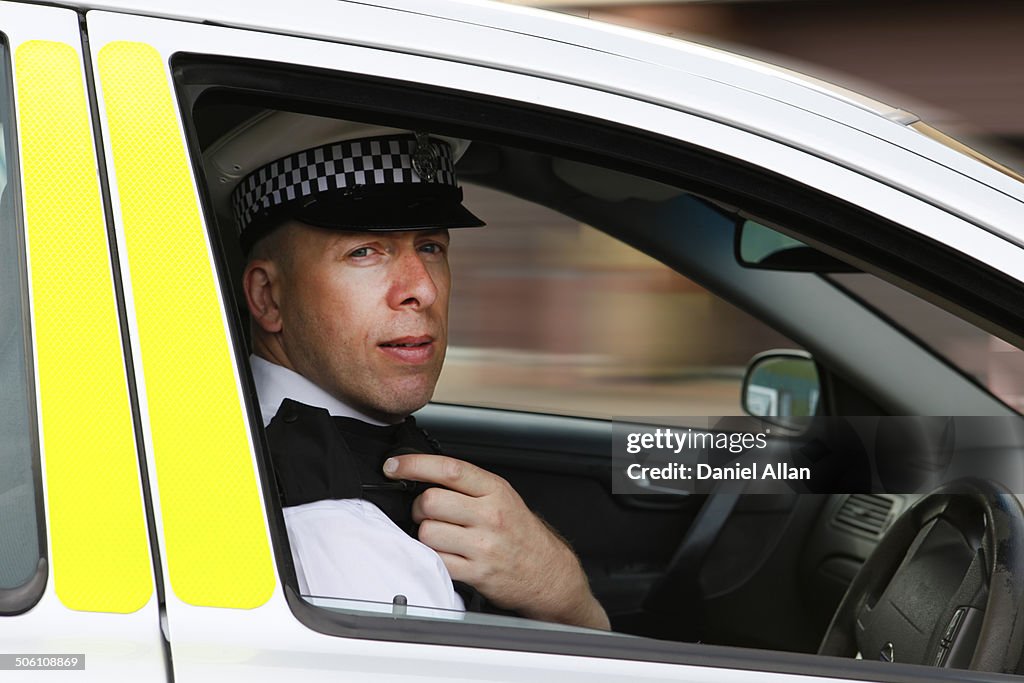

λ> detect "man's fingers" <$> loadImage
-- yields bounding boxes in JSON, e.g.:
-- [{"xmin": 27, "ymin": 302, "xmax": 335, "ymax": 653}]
[
  {"xmin": 411, "ymin": 486, "xmax": 477, "ymax": 526},
  {"xmin": 435, "ymin": 552, "xmax": 473, "ymax": 584},
  {"xmin": 417, "ymin": 518, "xmax": 479, "ymax": 558},
  {"xmin": 384, "ymin": 453, "xmax": 498, "ymax": 497}
]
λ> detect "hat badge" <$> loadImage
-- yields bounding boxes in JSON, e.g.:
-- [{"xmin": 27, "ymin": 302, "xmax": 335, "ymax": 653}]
[{"xmin": 412, "ymin": 132, "xmax": 440, "ymax": 182}]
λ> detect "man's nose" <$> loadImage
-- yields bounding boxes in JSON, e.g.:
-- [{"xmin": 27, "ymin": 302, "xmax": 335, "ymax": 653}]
[{"xmin": 388, "ymin": 249, "xmax": 439, "ymax": 310}]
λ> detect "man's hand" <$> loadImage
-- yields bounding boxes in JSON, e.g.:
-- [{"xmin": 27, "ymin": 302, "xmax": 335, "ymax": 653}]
[{"xmin": 383, "ymin": 453, "xmax": 609, "ymax": 630}]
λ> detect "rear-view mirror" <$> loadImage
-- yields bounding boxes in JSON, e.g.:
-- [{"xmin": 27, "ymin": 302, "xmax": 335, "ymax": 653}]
[{"xmin": 736, "ymin": 219, "xmax": 859, "ymax": 273}]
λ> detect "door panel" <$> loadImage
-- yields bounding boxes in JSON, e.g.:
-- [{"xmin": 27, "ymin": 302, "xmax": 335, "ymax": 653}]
[
  {"xmin": 95, "ymin": 37, "xmax": 275, "ymax": 611},
  {"xmin": 0, "ymin": 3, "xmax": 166, "ymax": 680},
  {"xmin": 82, "ymin": 8, "xmax": 931, "ymax": 683},
  {"xmin": 82, "ymin": 10, "xmax": 790, "ymax": 682}
]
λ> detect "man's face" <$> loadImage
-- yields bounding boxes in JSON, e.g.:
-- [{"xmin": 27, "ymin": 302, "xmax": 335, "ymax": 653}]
[{"xmin": 261, "ymin": 222, "xmax": 451, "ymax": 423}]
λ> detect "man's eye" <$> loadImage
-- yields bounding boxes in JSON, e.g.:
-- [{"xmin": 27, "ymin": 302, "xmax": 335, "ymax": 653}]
[
  {"xmin": 349, "ymin": 247, "xmax": 372, "ymax": 258},
  {"xmin": 419, "ymin": 242, "xmax": 446, "ymax": 255}
]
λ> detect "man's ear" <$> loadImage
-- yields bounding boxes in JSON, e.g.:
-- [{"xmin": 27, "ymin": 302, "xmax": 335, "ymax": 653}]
[{"xmin": 243, "ymin": 260, "xmax": 283, "ymax": 333}]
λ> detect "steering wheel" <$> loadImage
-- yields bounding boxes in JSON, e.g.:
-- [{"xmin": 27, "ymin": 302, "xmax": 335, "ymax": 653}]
[{"xmin": 818, "ymin": 479, "xmax": 1024, "ymax": 673}]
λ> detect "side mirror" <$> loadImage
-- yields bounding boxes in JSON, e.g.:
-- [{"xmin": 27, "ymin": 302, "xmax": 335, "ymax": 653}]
[{"xmin": 742, "ymin": 350, "xmax": 821, "ymax": 427}]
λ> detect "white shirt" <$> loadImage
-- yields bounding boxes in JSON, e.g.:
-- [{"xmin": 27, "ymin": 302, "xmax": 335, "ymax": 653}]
[{"xmin": 251, "ymin": 355, "xmax": 465, "ymax": 611}]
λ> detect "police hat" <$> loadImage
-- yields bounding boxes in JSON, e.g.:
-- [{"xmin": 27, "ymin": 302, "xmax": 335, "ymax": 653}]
[{"xmin": 204, "ymin": 111, "xmax": 485, "ymax": 252}]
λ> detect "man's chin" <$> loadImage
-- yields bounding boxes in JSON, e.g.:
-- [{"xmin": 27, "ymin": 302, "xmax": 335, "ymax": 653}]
[{"xmin": 362, "ymin": 383, "xmax": 436, "ymax": 422}]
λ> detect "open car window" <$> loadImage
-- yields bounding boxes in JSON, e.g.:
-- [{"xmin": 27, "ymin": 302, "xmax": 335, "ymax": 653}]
[
  {"xmin": 438, "ymin": 180, "xmax": 801, "ymax": 419},
  {"xmin": 170, "ymin": 44, "xmax": 1024, "ymax": 681}
]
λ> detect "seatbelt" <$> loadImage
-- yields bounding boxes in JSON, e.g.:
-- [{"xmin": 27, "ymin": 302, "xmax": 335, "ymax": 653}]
[{"xmin": 641, "ymin": 490, "xmax": 742, "ymax": 639}]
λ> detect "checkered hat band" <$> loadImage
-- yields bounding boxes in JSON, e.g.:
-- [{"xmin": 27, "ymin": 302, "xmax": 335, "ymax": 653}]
[{"xmin": 232, "ymin": 135, "xmax": 456, "ymax": 232}]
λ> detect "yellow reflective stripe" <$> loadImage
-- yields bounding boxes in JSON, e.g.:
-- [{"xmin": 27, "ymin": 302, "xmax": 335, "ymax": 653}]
[
  {"xmin": 16, "ymin": 40, "xmax": 152, "ymax": 613},
  {"xmin": 97, "ymin": 41, "xmax": 274, "ymax": 608}
]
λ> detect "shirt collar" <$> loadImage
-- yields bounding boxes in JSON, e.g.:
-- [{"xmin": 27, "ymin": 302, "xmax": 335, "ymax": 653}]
[{"xmin": 250, "ymin": 355, "xmax": 390, "ymax": 427}]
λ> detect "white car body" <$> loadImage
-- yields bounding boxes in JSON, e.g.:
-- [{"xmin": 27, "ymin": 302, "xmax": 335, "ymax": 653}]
[{"xmin": 0, "ymin": 1, "xmax": 1020, "ymax": 682}]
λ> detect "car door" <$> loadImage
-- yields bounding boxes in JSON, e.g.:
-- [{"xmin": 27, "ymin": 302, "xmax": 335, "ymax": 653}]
[
  {"xmin": 83, "ymin": 3, "xmax": 1024, "ymax": 682},
  {"xmin": 0, "ymin": 2, "xmax": 168, "ymax": 680}
]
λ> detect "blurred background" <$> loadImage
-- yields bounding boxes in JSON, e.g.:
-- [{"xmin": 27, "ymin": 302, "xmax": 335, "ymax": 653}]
[
  {"xmin": 431, "ymin": 0, "xmax": 1024, "ymax": 418},
  {"xmin": 501, "ymin": 0, "xmax": 1024, "ymax": 161}
]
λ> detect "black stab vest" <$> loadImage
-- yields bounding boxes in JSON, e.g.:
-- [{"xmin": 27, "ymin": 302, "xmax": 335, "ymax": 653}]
[{"xmin": 265, "ymin": 398, "xmax": 487, "ymax": 611}]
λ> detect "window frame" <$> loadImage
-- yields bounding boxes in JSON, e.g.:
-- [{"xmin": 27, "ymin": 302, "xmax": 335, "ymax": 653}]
[
  {"xmin": 175, "ymin": 56, "xmax": 1022, "ymax": 420},
  {"xmin": 174, "ymin": 56, "xmax": 1024, "ymax": 347},
  {"xmin": 437, "ymin": 180, "xmax": 809, "ymax": 420},
  {"xmin": 171, "ymin": 53, "xmax": 1024, "ymax": 683}
]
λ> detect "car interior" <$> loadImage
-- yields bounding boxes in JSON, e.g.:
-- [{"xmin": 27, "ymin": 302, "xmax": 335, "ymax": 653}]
[{"xmin": 179, "ymin": 55, "xmax": 1024, "ymax": 675}]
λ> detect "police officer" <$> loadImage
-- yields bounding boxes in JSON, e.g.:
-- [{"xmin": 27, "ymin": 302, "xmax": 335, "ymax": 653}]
[{"xmin": 210, "ymin": 112, "xmax": 609, "ymax": 629}]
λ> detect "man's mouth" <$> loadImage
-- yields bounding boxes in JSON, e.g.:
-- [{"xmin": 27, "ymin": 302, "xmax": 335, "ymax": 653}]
[
  {"xmin": 378, "ymin": 336, "xmax": 435, "ymax": 363},
  {"xmin": 379, "ymin": 336, "xmax": 433, "ymax": 348}
]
